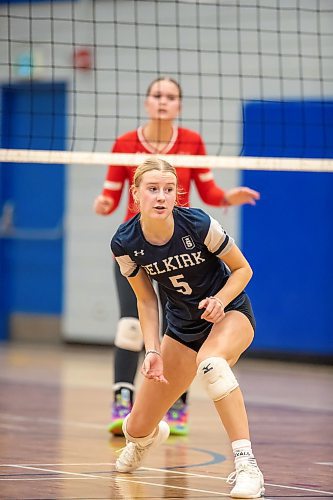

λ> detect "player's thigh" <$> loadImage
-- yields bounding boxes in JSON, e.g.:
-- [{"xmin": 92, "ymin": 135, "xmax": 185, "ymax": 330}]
[
  {"xmin": 197, "ymin": 310, "xmax": 254, "ymax": 367},
  {"xmin": 161, "ymin": 334, "xmax": 197, "ymax": 387}
]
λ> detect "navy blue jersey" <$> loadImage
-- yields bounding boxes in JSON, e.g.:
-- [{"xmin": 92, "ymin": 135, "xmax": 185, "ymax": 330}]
[{"xmin": 111, "ymin": 207, "xmax": 241, "ymax": 341}]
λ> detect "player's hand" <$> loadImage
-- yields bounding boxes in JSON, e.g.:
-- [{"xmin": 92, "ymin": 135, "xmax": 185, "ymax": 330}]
[
  {"xmin": 93, "ymin": 194, "xmax": 113, "ymax": 215},
  {"xmin": 141, "ymin": 352, "xmax": 168, "ymax": 384},
  {"xmin": 198, "ymin": 296, "xmax": 225, "ymax": 323},
  {"xmin": 224, "ymin": 187, "xmax": 260, "ymax": 206}
]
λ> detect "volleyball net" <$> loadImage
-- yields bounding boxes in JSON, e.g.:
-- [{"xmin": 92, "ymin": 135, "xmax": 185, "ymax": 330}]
[{"xmin": 0, "ymin": 0, "xmax": 332, "ymax": 171}]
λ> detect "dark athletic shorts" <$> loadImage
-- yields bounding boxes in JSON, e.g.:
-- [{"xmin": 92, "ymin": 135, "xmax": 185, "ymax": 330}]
[{"xmin": 165, "ymin": 293, "xmax": 255, "ymax": 353}]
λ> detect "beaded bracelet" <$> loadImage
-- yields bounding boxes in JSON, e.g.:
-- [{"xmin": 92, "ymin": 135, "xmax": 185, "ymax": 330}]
[{"xmin": 145, "ymin": 349, "xmax": 161, "ymax": 357}]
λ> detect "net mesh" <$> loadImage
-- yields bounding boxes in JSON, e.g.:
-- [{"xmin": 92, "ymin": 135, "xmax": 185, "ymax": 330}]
[{"xmin": 0, "ymin": 0, "xmax": 332, "ymax": 170}]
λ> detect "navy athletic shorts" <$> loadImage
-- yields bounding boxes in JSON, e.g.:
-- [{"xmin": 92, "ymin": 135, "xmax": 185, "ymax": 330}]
[{"xmin": 165, "ymin": 293, "xmax": 255, "ymax": 353}]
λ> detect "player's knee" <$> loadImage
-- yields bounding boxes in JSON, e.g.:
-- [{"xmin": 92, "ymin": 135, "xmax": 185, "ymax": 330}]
[
  {"xmin": 114, "ymin": 317, "xmax": 143, "ymax": 352},
  {"xmin": 196, "ymin": 357, "xmax": 239, "ymax": 401}
]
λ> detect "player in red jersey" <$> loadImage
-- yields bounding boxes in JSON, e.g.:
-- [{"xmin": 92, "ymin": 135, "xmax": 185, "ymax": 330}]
[{"xmin": 94, "ymin": 77, "xmax": 260, "ymax": 437}]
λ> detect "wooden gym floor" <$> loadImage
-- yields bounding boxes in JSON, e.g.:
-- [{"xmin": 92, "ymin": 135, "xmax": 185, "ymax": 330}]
[{"xmin": 0, "ymin": 342, "xmax": 332, "ymax": 499}]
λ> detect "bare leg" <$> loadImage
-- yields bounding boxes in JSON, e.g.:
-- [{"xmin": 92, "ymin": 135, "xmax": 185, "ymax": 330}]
[
  {"xmin": 195, "ymin": 311, "xmax": 264, "ymax": 497},
  {"xmin": 196, "ymin": 310, "xmax": 254, "ymax": 442},
  {"xmin": 126, "ymin": 335, "xmax": 197, "ymax": 437}
]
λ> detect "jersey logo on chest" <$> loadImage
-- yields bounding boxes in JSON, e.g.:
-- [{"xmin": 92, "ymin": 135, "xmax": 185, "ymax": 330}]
[{"xmin": 182, "ymin": 235, "xmax": 195, "ymax": 250}]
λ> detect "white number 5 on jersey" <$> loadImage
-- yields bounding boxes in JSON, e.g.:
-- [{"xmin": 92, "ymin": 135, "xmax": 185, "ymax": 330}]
[{"xmin": 169, "ymin": 274, "xmax": 192, "ymax": 295}]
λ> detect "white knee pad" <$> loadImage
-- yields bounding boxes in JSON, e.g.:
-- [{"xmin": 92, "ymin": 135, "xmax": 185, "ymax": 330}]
[
  {"xmin": 114, "ymin": 317, "xmax": 144, "ymax": 352},
  {"xmin": 197, "ymin": 357, "xmax": 239, "ymax": 401}
]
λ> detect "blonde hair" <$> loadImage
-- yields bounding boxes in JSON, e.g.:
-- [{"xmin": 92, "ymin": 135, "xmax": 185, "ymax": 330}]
[
  {"xmin": 131, "ymin": 157, "xmax": 183, "ymax": 207},
  {"xmin": 132, "ymin": 157, "xmax": 177, "ymax": 188}
]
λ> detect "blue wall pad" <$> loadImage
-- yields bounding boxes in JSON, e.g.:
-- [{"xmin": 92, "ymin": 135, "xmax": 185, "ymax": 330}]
[
  {"xmin": 241, "ymin": 100, "xmax": 333, "ymax": 356},
  {"xmin": 0, "ymin": 82, "xmax": 66, "ymax": 340}
]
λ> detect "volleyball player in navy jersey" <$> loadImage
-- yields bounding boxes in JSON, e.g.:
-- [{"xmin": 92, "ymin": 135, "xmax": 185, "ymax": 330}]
[
  {"xmin": 111, "ymin": 157, "xmax": 264, "ymax": 498},
  {"xmin": 94, "ymin": 77, "xmax": 260, "ymax": 437}
]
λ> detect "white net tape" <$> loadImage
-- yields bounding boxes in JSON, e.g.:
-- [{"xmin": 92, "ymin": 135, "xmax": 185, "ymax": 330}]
[{"xmin": 0, "ymin": 149, "xmax": 332, "ymax": 172}]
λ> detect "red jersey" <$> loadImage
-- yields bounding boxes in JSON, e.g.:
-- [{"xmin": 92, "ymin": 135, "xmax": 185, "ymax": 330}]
[{"xmin": 102, "ymin": 126, "xmax": 227, "ymax": 221}]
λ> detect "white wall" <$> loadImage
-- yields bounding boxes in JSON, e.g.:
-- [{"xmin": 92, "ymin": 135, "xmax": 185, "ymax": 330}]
[{"xmin": 0, "ymin": 0, "xmax": 332, "ymax": 342}]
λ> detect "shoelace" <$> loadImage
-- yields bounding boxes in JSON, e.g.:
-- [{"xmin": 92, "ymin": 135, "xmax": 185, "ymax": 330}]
[
  {"xmin": 226, "ymin": 470, "xmax": 237, "ymax": 485},
  {"xmin": 116, "ymin": 445, "xmax": 126, "ymax": 455},
  {"xmin": 116, "ymin": 441, "xmax": 150, "ymax": 465},
  {"xmin": 226, "ymin": 463, "xmax": 260, "ymax": 485}
]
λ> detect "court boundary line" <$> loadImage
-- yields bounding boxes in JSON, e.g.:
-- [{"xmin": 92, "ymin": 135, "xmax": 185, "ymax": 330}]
[
  {"xmin": 0, "ymin": 464, "xmax": 229, "ymax": 497},
  {"xmin": 0, "ymin": 463, "xmax": 332, "ymax": 496}
]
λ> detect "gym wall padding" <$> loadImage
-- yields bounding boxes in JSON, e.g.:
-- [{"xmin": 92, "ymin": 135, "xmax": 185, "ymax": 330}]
[{"xmin": 241, "ymin": 100, "xmax": 333, "ymax": 356}]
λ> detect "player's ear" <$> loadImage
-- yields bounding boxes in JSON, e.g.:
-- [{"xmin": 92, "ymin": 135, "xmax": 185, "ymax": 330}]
[{"xmin": 132, "ymin": 186, "xmax": 139, "ymax": 207}]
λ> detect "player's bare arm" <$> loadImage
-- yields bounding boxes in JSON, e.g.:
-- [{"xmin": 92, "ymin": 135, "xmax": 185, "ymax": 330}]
[
  {"xmin": 217, "ymin": 244, "xmax": 253, "ymax": 307},
  {"xmin": 199, "ymin": 245, "xmax": 253, "ymax": 322},
  {"xmin": 128, "ymin": 269, "xmax": 167, "ymax": 383}
]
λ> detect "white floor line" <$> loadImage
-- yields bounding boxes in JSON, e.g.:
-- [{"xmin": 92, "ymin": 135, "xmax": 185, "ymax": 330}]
[
  {"xmin": 1, "ymin": 464, "xmax": 112, "ymax": 480},
  {"xmin": 1, "ymin": 462, "xmax": 333, "ymax": 496},
  {"xmin": 143, "ymin": 466, "xmax": 333, "ymax": 496},
  {"xmin": 0, "ymin": 464, "xmax": 228, "ymax": 496},
  {"xmin": 0, "ymin": 477, "xmax": 99, "ymax": 482},
  {"xmin": 115, "ymin": 476, "xmax": 229, "ymax": 496},
  {"xmin": 0, "ymin": 462, "xmax": 114, "ymax": 467}
]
